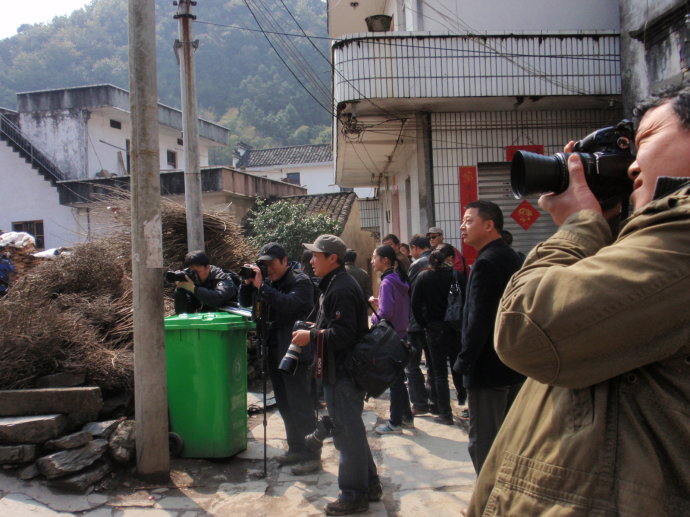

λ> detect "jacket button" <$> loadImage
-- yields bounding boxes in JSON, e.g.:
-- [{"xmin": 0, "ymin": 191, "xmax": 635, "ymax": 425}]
[{"xmin": 626, "ymin": 373, "xmax": 637, "ymax": 384}]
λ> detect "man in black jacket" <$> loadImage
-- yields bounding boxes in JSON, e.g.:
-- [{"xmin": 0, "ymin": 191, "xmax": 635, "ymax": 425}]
[
  {"xmin": 292, "ymin": 234, "xmax": 381, "ymax": 516},
  {"xmin": 456, "ymin": 200, "xmax": 525, "ymax": 474},
  {"xmin": 173, "ymin": 250, "xmax": 238, "ymax": 314},
  {"xmin": 238, "ymin": 243, "xmax": 317, "ymax": 474}
]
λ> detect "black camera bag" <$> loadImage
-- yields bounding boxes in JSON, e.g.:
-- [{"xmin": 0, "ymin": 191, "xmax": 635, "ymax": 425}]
[{"xmin": 348, "ymin": 310, "xmax": 415, "ymax": 398}]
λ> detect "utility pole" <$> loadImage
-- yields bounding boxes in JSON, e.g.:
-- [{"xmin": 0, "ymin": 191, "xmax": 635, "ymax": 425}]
[
  {"xmin": 128, "ymin": 0, "xmax": 170, "ymax": 478},
  {"xmin": 174, "ymin": 0, "xmax": 205, "ymax": 251}
]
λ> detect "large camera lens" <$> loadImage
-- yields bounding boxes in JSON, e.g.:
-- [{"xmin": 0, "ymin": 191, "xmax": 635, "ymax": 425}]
[
  {"xmin": 278, "ymin": 344, "xmax": 302, "ymax": 375},
  {"xmin": 510, "ymin": 151, "xmax": 569, "ymax": 199},
  {"xmin": 304, "ymin": 416, "xmax": 336, "ymax": 451}
]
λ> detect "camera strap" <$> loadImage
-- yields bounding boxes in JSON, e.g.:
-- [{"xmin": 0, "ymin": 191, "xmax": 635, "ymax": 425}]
[{"xmin": 313, "ymin": 330, "xmax": 325, "ymax": 381}]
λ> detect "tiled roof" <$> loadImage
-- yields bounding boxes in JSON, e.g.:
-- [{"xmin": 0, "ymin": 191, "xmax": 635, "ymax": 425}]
[
  {"xmin": 239, "ymin": 144, "xmax": 332, "ymax": 168},
  {"xmin": 284, "ymin": 192, "xmax": 356, "ymax": 234}
]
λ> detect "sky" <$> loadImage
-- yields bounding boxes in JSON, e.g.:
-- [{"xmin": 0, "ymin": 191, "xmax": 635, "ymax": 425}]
[{"xmin": 1, "ymin": 0, "xmax": 93, "ymax": 40}]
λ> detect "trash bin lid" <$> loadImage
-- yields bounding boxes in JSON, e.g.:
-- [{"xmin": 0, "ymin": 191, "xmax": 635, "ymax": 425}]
[{"xmin": 164, "ymin": 312, "xmax": 254, "ymax": 331}]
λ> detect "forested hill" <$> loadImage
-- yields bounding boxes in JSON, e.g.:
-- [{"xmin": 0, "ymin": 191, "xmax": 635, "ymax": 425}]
[{"xmin": 0, "ymin": 0, "xmax": 332, "ymax": 153}]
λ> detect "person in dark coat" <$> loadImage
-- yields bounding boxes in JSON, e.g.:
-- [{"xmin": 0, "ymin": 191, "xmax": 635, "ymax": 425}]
[
  {"xmin": 173, "ymin": 250, "xmax": 238, "ymax": 314},
  {"xmin": 455, "ymin": 200, "xmax": 525, "ymax": 474},
  {"xmin": 239, "ymin": 243, "xmax": 317, "ymax": 475},
  {"xmin": 411, "ymin": 243, "xmax": 465, "ymax": 425}
]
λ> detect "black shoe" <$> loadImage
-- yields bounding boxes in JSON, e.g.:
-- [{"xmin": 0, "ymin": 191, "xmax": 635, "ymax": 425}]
[
  {"xmin": 324, "ymin": 497, "xmax": 369, "ymax": 515},
  {"xmin": 411, "ymin": 405, "xmax": 429, "ymax": 416},
  {"xmin": 429, "ymin": 404, "xmax": 440, "ymax": 415},
  {"xmin": 434, "ymin": 414, "xmax": 454, "ymax": 425},
  {"xmin": 291, "ymin": 458, "xmax": 322, "ymax": 475},
  {"xmin": 276, "ymin": 451, "xmax": 302, "ymax": 466},
  {"xmin": 368, "ymin": 481, "xmax": 383, "ymax": 502}
]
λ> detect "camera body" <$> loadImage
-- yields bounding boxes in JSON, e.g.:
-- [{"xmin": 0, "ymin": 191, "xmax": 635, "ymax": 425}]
[
  {"xmin": 165, "ymin": 268, "xmax": 195, "ymax": 283},
  {"xmin": 239, "ymin": 262, "xmax": 269, "ymax": 281},
  {"xmin": 510, "ymin": 120, "xmax": 635, "ymax": 208},
  {"xmin": 304, "ymin": 415, "xmax": 336, "ymax": 451},
  {"xmin": 278, "ymin": 320, "xmax": 314, "ymax": 375}
]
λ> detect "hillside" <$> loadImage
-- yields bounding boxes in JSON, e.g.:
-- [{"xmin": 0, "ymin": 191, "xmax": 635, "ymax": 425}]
[{"xmin": 0, "ymin": 0, "xmax": 332, "ymax": 153}]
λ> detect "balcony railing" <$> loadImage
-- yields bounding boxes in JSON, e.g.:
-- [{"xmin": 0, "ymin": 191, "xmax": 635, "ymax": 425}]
[{"xmin": 333, "ymin": 32, "xmax": 621, "ymax": 103}]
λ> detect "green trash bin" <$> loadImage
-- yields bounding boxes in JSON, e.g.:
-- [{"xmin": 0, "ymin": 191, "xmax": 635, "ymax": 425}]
[{"xmin": 164, "ymin": 311, "xmax": 254, "ymax": 458}]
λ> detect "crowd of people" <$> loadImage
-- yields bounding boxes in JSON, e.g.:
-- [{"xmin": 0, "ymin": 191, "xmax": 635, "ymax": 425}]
[{"xmin": 167, "ymin": 85, "xmax": 690, "ymax": 516}]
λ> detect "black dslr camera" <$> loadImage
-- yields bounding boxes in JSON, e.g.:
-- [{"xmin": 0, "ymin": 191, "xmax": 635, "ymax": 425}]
[
  {"xmin": 239, "ymin": 262, "xmax": 269, "ymax": 281},
  {"xmin": 165, "ymin": 268, "xmax": 194, "ymax": 283},
  {"xmin": 304, "ymin": 416, "xmax": 336, "ymax": 452},
  {"xmin": 510, "ymin": 119, "xmax": 635, "ymax": 209},
  {"xmin": 278, "ymin": 320, "xmax": 313, "ymax": 375}
]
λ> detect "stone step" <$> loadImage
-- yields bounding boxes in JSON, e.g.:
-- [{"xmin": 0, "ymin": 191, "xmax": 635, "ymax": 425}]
[
  {"xmin": 0, "ymin": 415, "xmax": 68, "ymax": 444},
  {"xmin": 0, "ymin": 387, "xmax": 102, "ymax": 417},
  {"xmin": 36, "ymin": 439, "xmax": 108, "ymax": 479}
]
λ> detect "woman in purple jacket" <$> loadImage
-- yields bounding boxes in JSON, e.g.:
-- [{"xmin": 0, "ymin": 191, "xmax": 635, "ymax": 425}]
[{"xmin": 369, "ymin": 245, "xmax": 413, "ymax": 434}]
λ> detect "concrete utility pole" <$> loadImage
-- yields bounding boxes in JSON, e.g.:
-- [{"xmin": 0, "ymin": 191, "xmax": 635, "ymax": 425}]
[
  {"xmin": 128, "ymin": 0, "xmax": 170, "ymax": 478},
  {"xmin": 174, "ymin": 0, "xmax": 205, "ymax": 251}
]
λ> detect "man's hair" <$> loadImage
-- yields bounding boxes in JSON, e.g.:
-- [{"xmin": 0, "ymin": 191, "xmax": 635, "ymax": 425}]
[
  {"xmin": 409, "ymin": 234, "xmax": 430, "ymax": 249},
  {"xmin": 323, "ymin": 252, "xmax": 344, "ymax": 266},
  {"xmin": 466, "ymin": 200, "xmax": 504, "ymax": 231},
  {"xmin": 382, "ymin": 233, "xmax": 400, "ymax": 246},
  {"xmin": 344, "ymin": 249, "xmax": 357, "ymax": 263},
  {"xmin": 184, "ymin": 250, "xmax": 210, "ymax": 267},
  {"xmin": 634, "ymin": 84, "xmax": 690, "ymax": 131}
]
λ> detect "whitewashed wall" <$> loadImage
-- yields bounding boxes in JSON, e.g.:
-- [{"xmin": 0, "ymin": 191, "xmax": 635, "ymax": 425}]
[{"xmin": 0, "ymin": 141, "xmax": 87, "ymax": 248}]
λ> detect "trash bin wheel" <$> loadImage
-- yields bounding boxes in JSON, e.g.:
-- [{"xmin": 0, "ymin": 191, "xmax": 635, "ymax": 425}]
[{"xmin": 169, "ymin": 432, "xmax": 184, "ymax": 457}]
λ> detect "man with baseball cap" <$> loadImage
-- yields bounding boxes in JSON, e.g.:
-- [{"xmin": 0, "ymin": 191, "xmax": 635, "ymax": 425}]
[
  {"xmin": 239, "ymin": 242, "xmax": 318, "ymax": 474},
  {"xmin": 292, "ymin": 234, "xmax": 382, "ymax": 515},
  {"xmin": 427, "ymin": 226, "xmax": 467, "ymax": 275}
]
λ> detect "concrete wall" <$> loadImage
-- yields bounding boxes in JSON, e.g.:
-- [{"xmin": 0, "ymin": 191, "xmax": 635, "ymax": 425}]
[
  {"xmin": 395, "ymin": 0, "xmax": 620, "ymax": 32},
  {"xmin": 247, "ymin": 163, "xmax": 375, "ymax": 197},
  {"xmin": 0, "ymin": 141, "xmax": 87, "ymax": 248},
  {"xmin": 19, "ymin": 109, "xmax": 89, "ymax": 179},
  {"xmin": 619, "ymin": 0, "xmax": 688, "ymax": 115}
]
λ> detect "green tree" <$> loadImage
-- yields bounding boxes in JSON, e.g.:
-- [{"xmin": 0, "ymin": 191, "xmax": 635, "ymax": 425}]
[{"xmin": 248, "ymin": 199, "xmax": 339, "ymax": 262}]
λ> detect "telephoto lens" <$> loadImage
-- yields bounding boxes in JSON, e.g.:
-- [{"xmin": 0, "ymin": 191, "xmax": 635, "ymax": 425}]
[
  {"xmin": 278, "ymin": 343, "xmax": 302, "ymax": 375},
  {"xmin": 304, "ymin": 416, "xmax": 336, "ymax": 451}
]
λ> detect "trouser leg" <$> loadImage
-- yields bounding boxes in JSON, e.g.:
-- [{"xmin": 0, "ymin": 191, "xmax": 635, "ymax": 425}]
[
  {"xmin": 324, "ymin": 377, "xmax": 378, "ymax": 501},
  {"xmin": 467, "ymin": 383, "xmax": 523, "ymax": 475},
  {"xmin": 426, "ymin": 326, "xmax": 451, "ymax": 417},
  {"xmin": 268, "ymin": 350, "xmax": 318, "ymax": 459},
  {"xmin": 388, "ymin": 373, "xmax": 412, "ymax": 426},
  {"xmin": 405, "ymin": 332, "xmax": 430, "ymax": 410},
  {"xmin": 446, "ymin": 329, "xmax": 466, "ymax": 405}
]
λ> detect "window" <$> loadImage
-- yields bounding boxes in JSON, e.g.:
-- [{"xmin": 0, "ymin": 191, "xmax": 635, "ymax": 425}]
[
  {"xmin": 125, "ymin": 139, "xmax": 131, "ymax": 174},
  {"xmin": 177, "ymin": 138, "xmax": 184, "ymax": 146},
  {"xmin": 166, "ymin": 150, "xmax": 177, "ymax": 168},
  {"xmin": 12, "ymin": 220, "xmax": 44, "ymax": 249},
  {"xmin": 285, "ymin": 172, "xmax": 301, "ymax": 185},
  {"xmin": 109, "ymin": 119, "xmax": 122, "ymax": 130}
]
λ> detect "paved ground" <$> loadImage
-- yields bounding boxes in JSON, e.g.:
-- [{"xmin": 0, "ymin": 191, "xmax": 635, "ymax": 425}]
[{"xmin": 0, "ymin": 395, "xmax": 476, "ymax": 516}]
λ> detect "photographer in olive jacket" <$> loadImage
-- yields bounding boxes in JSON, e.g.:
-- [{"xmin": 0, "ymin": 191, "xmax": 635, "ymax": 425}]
[
  {"xmin": 173, "ymin": 250, "xmax": 237, "ymax": 314},
  {"xmin": 292, "ymin": 235, "xmax": 381, "ymax": 516},
  {"xmin": 466, "ymin": 86, "xmax": 690, "ymax": 516},
  {"xmin": 238, "ymin": 243, "xmax": 317, "ymax": 475}
]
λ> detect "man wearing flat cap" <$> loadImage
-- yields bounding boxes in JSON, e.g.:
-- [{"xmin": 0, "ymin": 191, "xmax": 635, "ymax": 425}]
[
  {"xmin": 292, "ymin": 234, "xmax": 381, "ymax": 515},
  {"xmin": 426, "ymin": 226, "xmax": 467, "ymax": 275},
  {"xmin": 239, "ymin": 242, "xmax": 318, "ymax": 474}
]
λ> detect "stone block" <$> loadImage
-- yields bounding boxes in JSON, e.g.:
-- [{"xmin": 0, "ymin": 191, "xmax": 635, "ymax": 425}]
[
  {"xmin": 0, "ymin": 414, "xmax": 68, "ymax": 444},
  {"xmin": 109, "ymin": 420, "xmax": 136, "ymax": 464},
  {"xmin": 46, "ymin": 431, "xmax": 93, "ymax": 451},
  {"xmin": 0, "ymin": 444, "xmax": 37, "ymax": 464},
  {"xmin": 82, "ymin": 420, "xmax": 120, "ymax": 439},
  {"xmin": 18, "ymin": 462, "xmax": 40, "ymax": 480},
  {"xmin": 48, "ymin": 461, "xmax": 111, "ymax": 493},
  {"xmin": 0, "ymin": 387, "xmax": 102, "ymax": 417},
  {"xmin": 36, "ymin": 439, "xmax": 108, "ymax": 479}
]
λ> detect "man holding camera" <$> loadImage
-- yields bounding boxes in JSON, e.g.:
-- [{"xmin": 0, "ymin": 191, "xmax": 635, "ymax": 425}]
[
  {"xmin": 291, "ymin": 235, "xmax": 381, "ymax": 516},
  {"xmin": 238, "ymin": 243, "xmax": 318, "ymax": 475},
  {"xmin": 173, "ymin": 250, "xmax": 237, "ymax": 314},
  {"xmin": 465, "ymin": 86, "xmax": 690, "ymax": 516}
]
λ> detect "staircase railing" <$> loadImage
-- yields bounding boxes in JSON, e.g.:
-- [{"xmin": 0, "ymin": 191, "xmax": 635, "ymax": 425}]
[{"xmin": 0, "ymin": 112, "xmax": 67, "ymax": 184}]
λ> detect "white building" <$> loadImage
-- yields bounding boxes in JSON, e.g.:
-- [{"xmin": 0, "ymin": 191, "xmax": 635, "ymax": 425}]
[
  {"xmin": 234, "ymin": 143, "xmax": 374, "ymax": 198},
  {"xmin": 329, "ymin": 0, "xmax": 624, "ymax": 259},
  {"xmin": 0, "ymin": 84, "xmax": 231, "ymax": 248}
]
